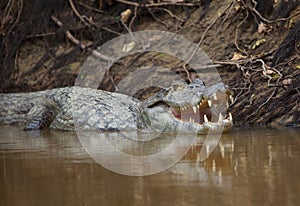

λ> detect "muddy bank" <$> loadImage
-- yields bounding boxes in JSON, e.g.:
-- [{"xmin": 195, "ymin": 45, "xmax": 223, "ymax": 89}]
[{"xmin": 0, "ymin": 0, "xmax": 299, "ymax": 127}]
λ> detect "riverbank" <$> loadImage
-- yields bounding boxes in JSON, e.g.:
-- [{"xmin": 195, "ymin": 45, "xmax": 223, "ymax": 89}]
[{"xmin": 1, "ymin": 0, "xmax": 299, "ymax": 127}]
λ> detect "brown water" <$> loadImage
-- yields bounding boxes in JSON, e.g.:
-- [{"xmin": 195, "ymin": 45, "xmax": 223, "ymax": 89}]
[{"xmin": 0, "ymin": 125, "xmax": 299, "ymax": 206}]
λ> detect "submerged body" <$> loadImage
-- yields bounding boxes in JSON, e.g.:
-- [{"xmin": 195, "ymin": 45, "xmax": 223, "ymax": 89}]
[{"xmin": 0, "ymin": 79, "xmax": 233, "ymax": 133}]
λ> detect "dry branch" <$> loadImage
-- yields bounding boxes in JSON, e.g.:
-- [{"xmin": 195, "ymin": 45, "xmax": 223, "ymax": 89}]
[
  {"xmin": 51, "ymin": 15, "xmax": 88, "ymax": 49},
  {"xmin": 68, "ymin": 0, "xmax": 90, "ymax": 27}
]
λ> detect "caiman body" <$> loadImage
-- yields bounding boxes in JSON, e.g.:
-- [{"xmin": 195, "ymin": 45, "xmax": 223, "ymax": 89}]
[{"xmin": 0, "ymin": 79, "xmax": 233, "ymax": 134}]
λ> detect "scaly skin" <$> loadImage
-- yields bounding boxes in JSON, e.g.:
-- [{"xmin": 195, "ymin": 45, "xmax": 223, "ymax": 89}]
[{"xmin": 0, "ymin": 79, "xmax": 233, "ymax": 133}]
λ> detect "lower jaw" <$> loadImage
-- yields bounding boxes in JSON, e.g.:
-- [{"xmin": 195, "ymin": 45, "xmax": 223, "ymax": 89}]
[{"xmin": 172, "ymin": 114, "xmax": 233, "ymax": 132}]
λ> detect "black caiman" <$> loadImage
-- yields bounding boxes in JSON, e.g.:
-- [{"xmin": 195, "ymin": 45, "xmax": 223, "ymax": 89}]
[{"xmin": 0, "ymin": 78, "xmax": 233, "ymax": 134}]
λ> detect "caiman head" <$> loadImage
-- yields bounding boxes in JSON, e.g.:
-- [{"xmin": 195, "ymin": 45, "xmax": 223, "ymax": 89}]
[{"xmin": 137, "ymin": 78, "xmax": 233, "ymax": 134}]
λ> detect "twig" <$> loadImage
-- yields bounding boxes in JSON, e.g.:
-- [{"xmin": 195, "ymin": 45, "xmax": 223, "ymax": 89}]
[
  {"xmin": 77, "ymin": 2, "xmax": 104, "ymax": 14},
  {"xmin": 115, "ymin": 0, "xmax": 201, "ymax": 7},
  {"xmin": 129, "ymin": 6, "xmax": 138, "ymax": 30},
  {"xmin": 250, "ymin": 0, "xmax": 300, "ymax": 23},
  {"xmin": 91, "ymin": 50, "xmax": 113, "ymax": 62},
  {"xmin": 145, "ymin": 2, "xmax": 200, "ymax": 7},
  {"xmin": 147, "ymin": 8, "xmax": 170, "ymax": 29},
  {"xmin": 15, "ymin": 49, "xmax": 19, "ymax": 72},
  {"xmin": 51, "ymin": 15, "xmax": 113, "ymax": 62},
  {"xmin": 186, "ymin": 2, "xmax": 233, "ymax": 64},
  {"xmin": 252, "ymin": 59, "xmax": 282, "ymax": 86},
  {"xmin": 100, "ymin": 26, "xmax": 122, "ymax": 36},
  {"xmin": 80, "ymin": 15, "xmax": 122, "ymax": 35},
  {"xmin": 1, "ymin": 0, "xmax": 23, "ymax": 35},
  {"xmin": 183, "ymin": 64, "xmax": 192, "ymax": 83},
  {"xmin": 214, "ymin": 47, "xmax": 276, "ymax": 66},
  {"xmin": 26, "ymin": 32, "xmax": 57, "ymax": 38},
  {"xmin": 210, "ymin": 1, "xmax": 234, "ymax": 47},
  {"xmin": 115, "ymin": 0, "xmax": 139, "ymax": 7},
  {"xmin": 7, "ymin": 0, "xmax": 23, "ymax": 35},
  {"xmin": 51, "ymin": 16, "xmax": 88, "ymax": 49},
  {"xmin": 151, "ymin": 7, "xmax": 185, "ymax": 22},
  {"xmin": 233, "ymin": 82, "xmax": 251, "ymax": 105},
  {"xmin": 234, "ymin": 0, "xmax": 249, "ymax": 56},
  {"xmin": 68, "ymin": 0, "xmax": 90, "ymax": 27},
  {"xmin": 255, "ymin": 87, "xmax": 277, "ymax": 114},
  {"xmin": 3, "ymin": 0, "xmax": 14, "ymax": 15}
]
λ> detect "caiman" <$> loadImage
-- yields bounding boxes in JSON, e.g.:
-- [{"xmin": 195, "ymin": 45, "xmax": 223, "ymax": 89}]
[{"xmin": 0, "ymin": 78, "xmax": 233, "ymax": 134}]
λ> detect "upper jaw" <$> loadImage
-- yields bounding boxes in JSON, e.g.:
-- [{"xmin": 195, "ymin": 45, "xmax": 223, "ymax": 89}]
[
  {"xmin": 148, "ymin": 106, "xmax": 233, "ymax": 134},
  {"xmin": 140, "ymin": 97, "xmax": 233, "ymax": 133}
]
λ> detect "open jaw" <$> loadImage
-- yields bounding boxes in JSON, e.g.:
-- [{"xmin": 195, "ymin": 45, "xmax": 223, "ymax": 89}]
[{"xmin": 168, "ymin": 97, "xmax": 233, "ymax": 126}]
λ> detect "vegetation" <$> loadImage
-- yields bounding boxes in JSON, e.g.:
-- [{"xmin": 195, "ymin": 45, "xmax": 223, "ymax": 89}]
[{"xmin": 0, "ymin": 0, "xmax": 299, "ymax": 127}]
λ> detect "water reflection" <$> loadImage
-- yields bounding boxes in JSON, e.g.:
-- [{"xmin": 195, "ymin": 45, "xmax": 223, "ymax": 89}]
[{"xmin": 0, "ymin": 125, "xmax": 299, "ymax": 206}]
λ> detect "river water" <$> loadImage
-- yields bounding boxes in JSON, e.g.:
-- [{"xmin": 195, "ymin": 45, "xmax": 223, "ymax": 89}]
[{"xmin": 0, "ymin": 125, "xmax": 299, "ymax": 206}]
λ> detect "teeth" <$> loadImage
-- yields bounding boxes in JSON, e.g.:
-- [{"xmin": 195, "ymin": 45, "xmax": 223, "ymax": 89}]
[
  {"xmin": 204, "ymin": 114, "xmax": 209, "ymax": 123},
  {"xmin": 229, "ymin": 112, "xmax": 233, "ymax": 122},
  {"xmin": 213, "ymin": 93, "xmax": 217, "ymax": 100},
  {"xmin": 197, "ymin": 104, "xmax": 200, "ymax": 109},
  {"xmin": 218, "ymin": 113, "xmax": 223, "ymax": 122},
  {"xmin": 192, "ymin": 106, "xmax": 197, "ymax": 114},
  {"xmin": 207, "ymin": 100, "xmax": 212, "ymax": 107},
  {"xmin": 189, "ymin": 118, "xmax": 194, "ymax": 123}
]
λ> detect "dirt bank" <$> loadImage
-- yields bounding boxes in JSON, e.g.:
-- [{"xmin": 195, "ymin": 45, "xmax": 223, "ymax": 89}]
[{"xmin": 1, "ymin": 0, "xmax": 299, "ymax": 127}]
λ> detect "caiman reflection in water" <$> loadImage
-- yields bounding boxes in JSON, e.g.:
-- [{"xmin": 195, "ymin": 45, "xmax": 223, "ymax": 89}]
[{"xmin": 0, "ymin": 125, "xmax": 300, "ymax": 206}]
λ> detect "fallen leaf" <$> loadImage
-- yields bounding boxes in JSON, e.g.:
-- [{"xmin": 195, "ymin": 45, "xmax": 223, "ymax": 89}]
[
  {"xmin": 121, "ymin": 9, "xmax": 132, "ymax": 23},
  {"xmin": 234, "ymin": 4, "xmax": 241, "ymax": 12},
  {"xmin": 122, "ymin": 42, "xmax": 135, "ymax": 52},
  {"xmin": 282, "ymin": 79, "xmax": 292, "ymax": 85},
  {"xmin": 234, "ymin": 0, "xmax": 242, "ymax": 11},
  {"xmin": 231, "ymin": 52, "xmax": 247, "ymax": 61},
  {"xmin": 265, "ymin": 69, "xmax": 275, "ymax": 75},
  {"xmin": 258, "ymin": 23, "xmax": 266, "ymax": 33},
  {"xmin": 257, "ymin": 22, "xmax": 272, "ymax": 33},
  {"xmin": 252, "ymin": 39, "xmax": 266, "ymax": 49},
  {"xmin": 288, "ymin": 19, "xmax": 295, "ymax": 29}
]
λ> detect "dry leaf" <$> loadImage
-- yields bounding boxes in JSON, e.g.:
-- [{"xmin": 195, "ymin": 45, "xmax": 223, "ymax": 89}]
[
  {"xmin": 234, "ymin": 0, "xmax": 242, "ymax": 11},
  {"xmin": 234, "ymin": 4, "xmax": 241, "ymax": 11},
  {"xmin": 258, "ymin": 23, "xmax": 267, "ymax": 33},
  {"xmin": 121, "ymin": 9, "xmax": 132, "ymax": 23},
  {"xmin": 252, "ymin": 39, "xmax": 266, "ymax": 49},
  {"xmin": 282, "ymin": 79, "xmax": 292, "ymax": 85},
  {"xmin": 231, "ymin": 52, "xmax": 247, "ymax": 61},
  {"xmin": 265, "ymin": 69, "xmax": 275, "ymax": 75},
  {"xmin": 122, "ymin": 42, "xmax": 135, "ymax": 52},
  {"xmin": 257, "ymin": 22, "xmax": 272, "ymax": 33}
]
